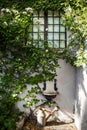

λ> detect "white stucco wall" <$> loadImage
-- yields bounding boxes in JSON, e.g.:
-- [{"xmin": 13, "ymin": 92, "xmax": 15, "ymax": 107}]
[
  {"xmin": 54, "ymin": 59, "xmax": 76, "ymax": 113},
  {"xmin": 75, "ymin": 66, "xmax": 87, "ymax": 130},
  {"xmin": 16, "ymin": 59, "xmax": 76, "ymax": 115}
]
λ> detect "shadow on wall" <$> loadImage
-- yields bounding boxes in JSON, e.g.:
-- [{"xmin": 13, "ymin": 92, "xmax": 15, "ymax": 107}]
[
  {"xmin": 75, "ymin": 67, "xmax": 87, "ymax": 130},
  {"xmin": 81, "ymin": 100, "xmax": 87, "ymax": 130}
]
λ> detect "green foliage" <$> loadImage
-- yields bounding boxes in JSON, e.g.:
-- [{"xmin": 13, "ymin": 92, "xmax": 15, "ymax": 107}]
[
  {"xmin": 62, "ymin": 1, "xmax": 87, "ymax": 66},
  {"xmin": 0, "ymin": 0, "xmax": 68, "ymax": 11},
  {"xmin": 0, "ymin": 6, "xmax": 60, "ymax": 129},
  {"xmin": 21, "ymin": 86, "xmax": 56, "ymax": 108},
  {"xmin": 22, "ymin": 86, "xmax": 41, "ymax": 108},
  {"xmin": 1, "ymin": 0, "xmax": 86, "ymax": 11},
  {"xmin": 0, "ymin": 0, "xmax": 87, "ymax": 129},
  {"xmin": 0, "ymin": 77, "xmax": 20, "ymax": 130},
  {"xmin": 75, "ymin": 49, "xmax": 87, "ymax": 67}
]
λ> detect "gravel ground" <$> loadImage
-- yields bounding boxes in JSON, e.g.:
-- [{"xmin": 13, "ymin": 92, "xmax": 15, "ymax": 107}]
[
  {"xmin": 22, "ymin": 119, "xmax": 77, "ymax": 130},
  {"xmin": 44, "ymin": 122, "xmax": 77, "ymax": 130}
]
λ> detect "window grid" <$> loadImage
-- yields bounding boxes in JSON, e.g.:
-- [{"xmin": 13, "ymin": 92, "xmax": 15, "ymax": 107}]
[{"xmin": 30, "ymin": 11, "xmax": 67, "ymax": 48}]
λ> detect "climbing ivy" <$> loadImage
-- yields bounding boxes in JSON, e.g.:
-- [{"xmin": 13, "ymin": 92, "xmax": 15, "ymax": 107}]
[
  {"xmin": 0, "ymin": 0, "xmax": 87, "ymax": 129},
  {"xmin": 0, "ymin": 0, "xmax": 87, "ymax": 67},
  {"xmin": 63, "ymin": 2, "xmax": 87, "ymax": 66},
  {"xmin": 0, "ymin": 7, "xmax": 60, "ymax": 129},
  {"xmin": 0, "ymin": 0, "xmax": 67, "ymax": 10},
  {"xmin": 1, "ymin": 0, "xmax": 85, "ymax": 11}
]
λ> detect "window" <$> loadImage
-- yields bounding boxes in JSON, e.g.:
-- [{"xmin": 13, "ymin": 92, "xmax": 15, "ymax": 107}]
[{"xmin": 30, "ymin": 11, "xmax": 67, "ymax": 48}]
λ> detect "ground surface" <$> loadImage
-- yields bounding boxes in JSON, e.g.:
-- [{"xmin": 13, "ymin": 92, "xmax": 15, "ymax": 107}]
[{"xmin": 22, "ymin": 119, "xmax": 77, "ymax": 130}]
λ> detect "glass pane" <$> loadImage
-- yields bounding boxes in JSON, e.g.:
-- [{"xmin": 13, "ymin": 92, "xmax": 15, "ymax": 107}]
[
  {"xmin": 33, "ymin": 33, "xmax": 38, "ymax": 40},
  {"xmin": 33, "ymin": 25, "xmax": 38, "ymax": 32},
  {"xmin": 54, "ymin": 25, "xmax": 59, "ymax": 32},
  {"xmin": 48, "ymin": 41, "xmax": 53, "ymax": 48},
  {"xmin": 39, "ymin": 25, "xmax": 44, "ymax": 32},
  {"xmin": 33, "ymin": 42, "xmax": 39, "ymax": 48},
  {"xmin": 29, "ymin": 33, "xmax": 33, "ymax": 40},
  {"xmin": 39, "ymin": 33, "xmax": 44, "ymax": 40},
  {"xmin": 60, "ymin": 19, "xmax": 63, "ymax": 24},
  {"xmin": 54, "ymin": 41, "xmax": 59, "ymax": 48},
  {"xmin": 48, "ymin": 17, "xmax": 53, "ymax": 24},
  {"xmin": 54, "ymin": 33, "xmax": 59, "ymax": 40},
  {"xmin": 48, "ymin": 33, "xmax": 53, "ymax": 40},
  {"xmin": 60, "ymin": 26, "xmax": 65, "ymax": 32},
  {"xmin": 39, "ymin": 41, "xmax": 44, "ymax": 48},
  {"xmin": 39, "ymin": 18, "xmax": 44, "ymax": 24},
  {"xmin": 33, "ymin": 18, "xmax": 39, "ymax": 24},
  {"xmin": 54, "ymin": 18, "xmax": 59, "ymax": 24},
  {"xmin": 60, "ymin": 33, "xmax": 65, "ymax": 40},
  {"xmin": 48, "ymin": 25, "xmax": 53, "ymax": 32},
  {"xmin": 60, "ymin": 41, "xmax": 65, "ymax": 48}
]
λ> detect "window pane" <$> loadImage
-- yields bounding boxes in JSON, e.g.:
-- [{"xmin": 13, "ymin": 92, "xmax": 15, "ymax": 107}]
[
  {"xmin": 39, "ymin": 33, "xmax": 44, "ymax": 40},
  {"xmin": 29, "ymin": 33, "xmax": 33, "ymax": 40},
  {"xmin": 54, "ymin": 41, "xmax": 59, "ymax": 48},
  {"xmin": 54, "ymin": 18, "xmax": 59, "ymax": 24},
  {"xmin": 33, "ymin": 33, "xmax": 38, "ymax": 40},
  {"xmin": 54, "ymin": 25, "xmax": 59, "ymax": 32},
  {"xmin": 48, "ymin": 25, "xmax": 53, "ymax": 32},
  {"xmin": 54, "ymin": 33, "xmax": 59, "ymax": 40},
  {"xmin": 60, "ymin": 41, "xmax": 65, "ymax": 48},
  {"xmin": 33, "ymin": 25, "xmax": 38, "ymax": 32},
  {"xmin": 60, "ymin": 19, "xmax": 63, "ymax": 24},
  {"xmin": 60, "ymin": 33, "xmax": 65, "ymax": 40},
  {"xmin": 48, "ymin": 41, "xmax": 53, "ymax": 48},
  {"xmin": 48, "ymin": 17, "xmax": 53, "ymax": 24},
  {"xmin": 48, "ymin": 33, "xmax": 53, "ymax": 40},
  {"xmin": 39, "ymin": 25, "xmax": 44, "ymax": 32},
  {"xmin": 39, "ymin": 18, "xmax": 44, "ymax": 24},
  {"xmin": 39, "ymin": 41, "xmax": 44, "ymax": 48},
  {"xmin": 60, "ymin": 25, "xmax": 65, "ymax": 32},
  {"xmin": 33, "ymin": 42, "xmax": 39, "ymax": 48},
  {"xmin": 33, "ymin": 18, "xmax": 39, "ymax": 24}
]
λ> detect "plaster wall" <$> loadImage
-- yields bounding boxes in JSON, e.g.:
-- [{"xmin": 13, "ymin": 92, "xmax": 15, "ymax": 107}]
[
  {"xmin": 16, "ymin": 59, "xmax": 76, "ymax": 115},
  {"xmin": 75, "ymin": 66, "xmax": 87, "ymax": 130}
]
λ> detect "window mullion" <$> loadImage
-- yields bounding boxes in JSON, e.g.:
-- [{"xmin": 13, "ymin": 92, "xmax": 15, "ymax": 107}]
[
  {"xmin": 44, "ymin": 11, "xmax": 48, "ymax": 42},
  {"xmin": 32, "ymin": 13, "xmax": 33, "ymax": 45},
  {"xmin": 38, "ymin": 11, "xmax": 39, "ymax": 48},
  {"xmin": 65, "ymin": 27, "xmax": 67, "ymax": 48},
  {"xmin": 59, "ymin": 11, "xmax": 61, "ymax": 48},
  {"xmin": 53, "ymin": 11, "xmax": 54, "ymax": 48}
]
